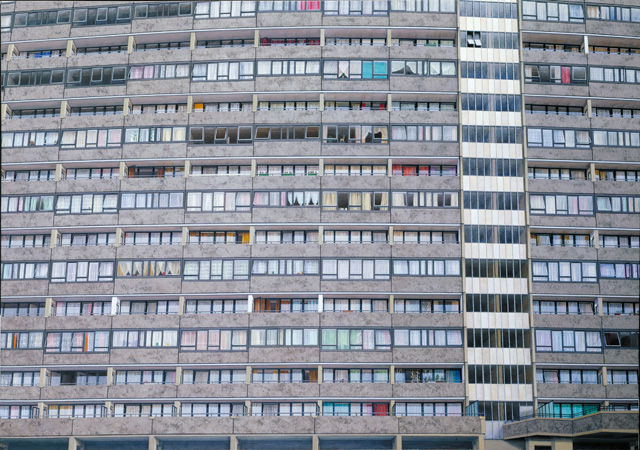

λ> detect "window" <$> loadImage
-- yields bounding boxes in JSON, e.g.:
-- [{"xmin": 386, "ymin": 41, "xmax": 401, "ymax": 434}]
[
  {"xmin": 394, "ymin": 299, "xmax": 461, "ymax": 313},
  {"xmin": 391, "ymin": 125, "xmax": 458, "ymax": 141},
  {"xmin": 525, "ymin": 104, "xmax": 584, "ymax": 116},
  {"xmin": 10, "ymin": 108, "xmax": 61, "ymax": 118},
  {"xmin": 134, "ymin": 2, "xmax": 193, "ymax": 18},
  {"xmin": 395, "ymin": 402, "xmax": 463, "ymax": 416},
  {"xmin": 393, "ymin": 191, "xmax": 460, "ymax": 208},
  {"xmin": 390, "ymin": 0, "xmax": 456, "ymax": 12},
  {"xmin": 60, "ymin": 233, "xmax": 117, "ymax": 247},
  {"xmin": 321, "ymin": 329, "xmax": 391, "ymax": 350},
  {"xmin": 0, "ymin": 371, "xmax": 40, "ymax": 387},
  {"xmin": 321, "ymin": 191, "xmax": 389, "ymax": 210},
  {"xmin": 251, "ymin": 328, "xmax": 318, "ymax": 346},
  {"xmin": 135, "ymin": 41, "xmax": 190, "ymax": 52},
  {"xmin": 323, "ymin": 402, "xmax": 389, "ymax": 416},
  {"xmin": 255, "ymin": 230, "xmax": 318, "ymax": 244},
  {"xmin": 602, "ymin": 301, "xmax": 639, "ymax": 315},
  {"xmin": 326, "ymin": 38, "xmax": 387, "ymax": 46},
  {"xmin": 179, "ymin": 329, "xmax": 248, "ymax": 351},
  {"xmin": 188, "ymin": 231, "xmax": 249, "ymax": 245},
  {"xmin": 599, "ymin": 263, "xmax": 639, "ymax": 279},
  {"xmin": 253, "ymin": 191, "xmax": 319, "ymax": 207},
  {"xmin": 595, "ymin": 169, "xmax": 640, "ymax": 181},
  {"xmin": 44, "ymin": 331, "xmax": 110, "ymax": 352},
  {"xmin": 587, "ymin": 5, "xmax": 640, "ymax": 22},
  {"xmin": 524, "ymin": 64, "xmax": 587, "ymax": 84},
  {"xmin": 323, "ymin": 298, "xmax": 388, "ymax": 312},
  {"xmin": 256, "ymin": 164, "xmax": 319, "ymax": 176},
  {"xmin": 1, "ymin": 262, "xmax": 49, "ymax": 280},
  {"xmin": 65, "ymin": 66, "xmax": 127, "ymax": 86},
  {"xmin": 191, "ymin": 62, "xmax": 254, "ymax": 81},
  {"xmin": 322, "ymin": 259, "xmax": 390, "ymax": 280},
  {"xmin": 255, "ymin": 125, "xmax": 320, "ymax": 140},
  {"xmin": 253, "ymin": 298, "xmax": 317, "ymax": 313},
  {"xmin": 72, "ymin": 6, "xmax": 132, "ymax": 26},
  {"xmin": 462, "ymin": 94, "xmax": 521, "ymax": 113},
  {"xmin": 251, "ymin": 259, "xmax": 320, "ymax": 275},
  {"xmin": 186, "ymin": 192, "xmax": 250, "ymax": 211},
  {"xmin": 0, "ymin": 332, "xmax": 44, "ymax": 349},
  {"xmin": 391, "ymin": 101, "xmax": 456, "ymax": 111},
  {"xmin": 119, "ymin": 300, "xmax": 179, "ymax": 315},
  {"xmin": 323, "ymin": 368, "xmax": 389, "ymax": 383},
  {"xmin": 532, "ymin": 300, "xmax": 595, "ymax": 315},
  {"xmin": 1, "ymin": 302, "xmax": 46, "ymax": 317},
  {"xmin": 1, "ymin": 131, "xmax": 59, "ymax": 147},
  {"xmin": 59, "ymin": 128, "xmax": 122, "ymax": 149},
  {"xmin": 323, "ymin": 230, "xmax": 388, "ymax": 244},
  {"xmin": 589, "ymin": 66, "xmax": 640, "ymax": 84},
  {"xmin": 191, "ymin": 165, "xmax": 251, "ymax": 176},
  {"xmin": 195, "ymin": 1, "xmax": 257, "ymax": 18},
  {"xmin": 50, "ymin": 371, "xmax": 107, "ymax": 386},
  {"xmin": 393, "ymin": 260, "xmax": 461, "ymax": 276},
  {"xmin": 256, "ymin": 60, "xmax": 320, "ymax": 75},
  {"xmin": 114, "ymin": 403, "xmax": 174, "ymax": 418},
  {"xmin": 50, "ymin": 261, "xmax": 114, "ymax": 283},
  {"xmin": 529, "ymin": 194, "xmax": 594, "ymax": 215},
  {"xmin": 183, "ymin": 260, "xmax": 250, "ymax": 280},
  {"xmin": 325, "ymin": 101, "xmax": 387, "ymax": 110},
  {"xmin": 604, "ymin": 331, "xmax": 639, "ymax": 348},
  {"xmin": 528, "ymin": 167, "xmax": 587, "ymax": 180},
  {"xmin": 75, "ymin": 45, "xmax": 127, "ymax": 55},
  {"xmin": 0, "ymin": 405, "xmax": 39, "ymax": 419},
  {"xmin": 322, "ymin": 60, "xmax": 388, "ymax": 79},
  {"xmin": 12, "ymin": 9, "xmax": 72, "ymax": 28},
  {"xmin": 522, "ymin": 1, "xmax": 584, "ymax": 22},
  {"xmin": 323, "ymin": 1, "xmax": 389, "ymax": 15},
  {"xmin": 395, "ymin": 368, "xmax": 462, "ymax": 383},
  {"xmin": 532, "ymin": 261, "xmax": 598, "ymax": 282},
  {"xmin": 2, "ymin": 170, "xmax": 55, "ymax": 183},
  {"xmin": 182, "ymin": 369, "xmax": 246, "ymax": 384},
  {"xmin": 188, "ymin": 126, "xmax": 253, "ymax": 144},
  {"xmin": 536, "ymin": 369, "xmax": 598, "ymax": 384},
  {"xmin": 128, "ymin": 64, "xmax": 190, "ymax": 80},
  {"xmin": 392, "ymin": 60, "xmax": 458, "ymax": 77},
  {"xmin": 124, "ymin": 232, "xmax": 183, "ymax": 246},
  {"xmin": 392, "ymin": 164, "xmax": 457, "ymax": 176},
  {"xmin": 120, "ymin": 192, "xmax": 184, "ymax": 210},
  {"xmin": 258, "ymin": 101, "xmax": 320, "ymax": 111},
  {"xmin": 182, "ymin": 403, "xmax": 245, "ymax": 417},
  {"xmin": 599, "ymin": 235, "xmax": 640, "ymax": 249},
  {"xmin": 592, "ymin": 130, "xmax": 640, "ymax": 147},
  {"xmin": 196, "ymin": 39, "xmax": 254, "ymax": 48},
  {"xmin": 55, "ymin": 194, "xmax": 119, "ymax": 214},
  {"xmin": 394, "ymin": 230, "xmax": 458, "ymax": 245},
  {"xmin": 130, "ymin": 104, "xmax": 188, "ymax": 115},
  {"xmin": 462, "ymin": 126, "xmax": 522, "ymax": 143},
  {"xmin": 124, "ymin": 127, "xmax": 186, "ymax": 143},
  {"xmin": 54, "ymin": 301, "xmax": 111, "ymax": 317},
  {"xmin": 66, "ymin": 167, "xmax": 119, "ymax": 180},
  {"xmin": 185, "ymin": 299, "xmax": 248, "ymax": 314},
  {"xmin": 530, "ymin": 234, "xmax": 591, "ymax": 248},
  {"xmin": 460, "ymin": 62, "xmax": 520, "ymax": 80},
  {"xmin": 394, "ymin": 329, "xmax": 463, "ymax": 347},
  {"xmin": 70, "ymin": 105, "xmax": 123, "ymax": 116},
  {"xmin": 596, "ymin": 196, "xmax": 640, "ymax": 213},
  {"xmin": 324, "ymin": 164, "xmax": 387, "ymax": 176},
  {"xmin": 535, "ymin": 329, "xmax": 602, "ymax": 352},
  {"xmin": 523, "ymin": 42, "xmax": 581, "ymax": 53},
  {"xmin": 1, "ymin": 234, "xmax": 51, "ymax": 248},
  {"xmin": 115, "ymin": 370, "xmax": 175, "ymax": 385},
  {"xmin": 116, "ymin": 260, "xmax": 181, "ymax": 277},
  {"xmin": 48, "ymin": 404, "xmax": 104, "ymax": 418},
  {"xmin": 253, "ymin": 368, "xmax": 318, "ymax": 383},
  {"xmin": 252, "ymin": 402, "xmax": 317, "ymax": 416},
  {"xmin": 112, "ymin": 330, "xmax": 178, "ymax": 348},
  {"xmin": 259, "ymin": 1, "xmax": 321, "ymax": 12},
  {"xmin": 607, "ymin": 370, "xmax": 638, "ymax": 385}
]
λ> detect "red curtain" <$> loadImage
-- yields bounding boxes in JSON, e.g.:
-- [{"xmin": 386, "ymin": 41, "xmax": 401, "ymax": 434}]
[
  {"xmin": 561, "ymin": 66, "xmax": 571, "ymax": 84},
  {"xmin": 373, "ymin": 403, "xmax": 389, "ymax": 416}
]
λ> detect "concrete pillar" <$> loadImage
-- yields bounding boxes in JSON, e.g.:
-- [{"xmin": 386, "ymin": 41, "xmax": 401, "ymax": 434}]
[
  {"xmin": 248, "ymin": 294, "xmax": 254, "ymax": 313},
  {"xmin": 184, "ymin": 160, "xmax": 191, "ymax": 178},
  {"xmin": 388, "ymin": 158, "xmax": 393, "ymax": 177},
  {"xmin": 40, "ymin": 368, "xmax": 47, "ymax": 387},
  {"xmin": 175, "ymin": 367, "xmax": 182, "ymax": 385},
  {"xmin": 55, "ymin": 163, "xmax": 64, "ymax": 181},
  {"xmin": 45, "ymin": 297, "xmax": 54, "ymax": 317},
  {"xmin": 178, "ymin": 296, "xmax": 186, "ymax": 315},
  {"xmin": 68, "ymin": 437, "xmax": 81, "ymax": 450},
  {"xmin": 387, "ymin": 29, "xmax": 392, "ymax": 47},
  {"xmin": 246, "ymin": 366, "xmax": 252, "ymax": 384},
  {"xmin": 244, "ymin": 400, "xmax": 251, "ymax": 416},
  {"xmin": 249, "ymin": 226, "xmax": 255, "ymax": 244},
  {"xmin": 5, "ymin": 43, "xmax": 16, "ymax": 61},
  {"xmin": 186, "ymin": 95, "xmax": 193, "ymax": 114},
  {"xmin": 387, "ymin": 94, "xmax": 393, "ymax": 112},
  {"xmin": 66, "ymin": 40, "xmax": 75, "ymax": 57},
  {"xmin": 0, "ymin": 104, "xmax": 10, "ymax": 121},
  {"xmin": 318, "ymin": 294, "xmax": 323, "ymax": 312},
  {"xmin": 114, "ymin": 228, "xmax": 123, "ymax": 247},
  {"xmin": 111, "ymin": 297, "xmax": 119, "ymax": 315},
  {"xmin": 473, "ymin": 436, "xmax": 484, "ymax": 450},
  {"xmin": 597, "ymin": 297, "xmax": 603, "ymax": 317},
  {"xmin": 313, "ymin": 435, "xmax": 319, "ymax": 450},
  {"xmin": 252, "ymin": 94, "xmax": 258, "ymax": 112},
  {"xmin": 106, "ymin": 367, "xmax": 114, "ymax": 386},
  {"xmin": 586, "ymin": 99, "xmax": 592, "ymax": 118},
  {"xmin": 320, "ymin": 29, "xmax": 325, "ymax": 47},
  {"xmin": 394, "ymin": 435, "xmax": 402, "ymax": 450},
  {"xmin": 123, "ymin": 98, "xmax": 131, "ymax": 116},
  {"xmin": 551, "ymin": 438, "xmax": 573, "ymax": 450},
  {"xmin": 230, "ymin": 436, "xmax": 239, "ymax": 450},
  {"xmin": 38, "ymin": 402, "xmax": 46, "ymax": 418},
  {"xmin": 127, "ymin": 35, "xmax": 136, "ymax": 54},
  {"xmin": 251, "ymin": 159, "xmax": 257, "ymax": 177},
  {"xmin": 601, "ymin": 366, "xmax": 608, "ymax": 385},
  {"xmin": 181, "ymin": 228, "xmax": 189, "ymax": 246},
  {"xmin": 254, "ymin": 29, "xmax": 260, "ymax": 47},
  {"xmin": 60, "ymin": 100, "xmax": 69, "ymax": 118},
  {"xmin": 148, "ymin": 436, "xmax": 159, "ymax": 450},
  {"xmin": 318, "ymin": 159, "xmax": 324, "ymax": 176},
  {"xmin": 318, "ymin": 226, "xmax": 323, "ymax": 245},
  {"xmin": 317, "ymin": 365, "xmax": 322, "ymax": 384},
  {"xmin": 389, "ymin": 295, "xmax": 394, "ymax": 313},
  {"xmin": 319, "ymin": 94, "xmax": 325, "ymax": 111},
  {"xmin": 389, "ymin": 226, "xmax": 394, "ymax": 245},
  {"xmin": 190, "ymin": 32, "xmax": 196, "ymax": 50},
  {"xmin": 583, "ymin": 35, "xmax": 589, "ymax": 54},
  {"xmin": 119, "ymin": 161, "xmax": 127, "ymax": 179},
  {"xmin": 589, "ymin": 162, "xmax": 596, "ymax": 182},
  {"xmin": 389, "ymin": 365, "xmax": 395, "ymax": 384}
]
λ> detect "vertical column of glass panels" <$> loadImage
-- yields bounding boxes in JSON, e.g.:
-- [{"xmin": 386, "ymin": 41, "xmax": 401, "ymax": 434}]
[{"xmin": 458, "ymin": 0, "xmax": 534, "ymax": 439}]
